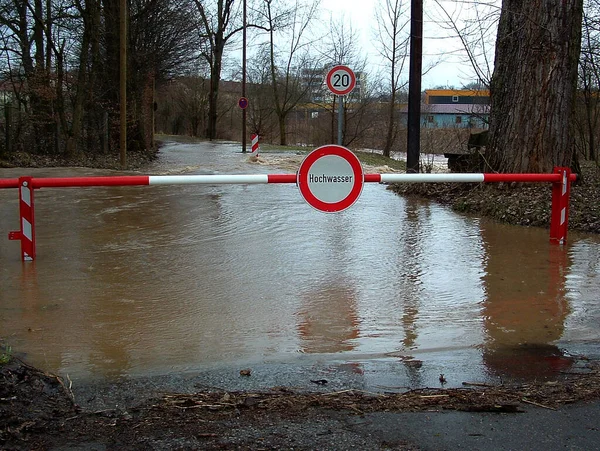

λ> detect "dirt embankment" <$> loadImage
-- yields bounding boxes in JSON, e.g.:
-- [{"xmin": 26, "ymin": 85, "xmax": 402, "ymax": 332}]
[
  {"xmin": 389, "ymin": 161, "xmax": 600, "ymax": 235},
  {"xmin": 1, "ymin": 356, "xmax": 600, "ymax": 450}
]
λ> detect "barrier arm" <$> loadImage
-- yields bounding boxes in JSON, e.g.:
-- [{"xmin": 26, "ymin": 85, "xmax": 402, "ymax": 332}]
[{"xmin": 1, "ymin": 170, "xmax": 577, "ymax": 261}]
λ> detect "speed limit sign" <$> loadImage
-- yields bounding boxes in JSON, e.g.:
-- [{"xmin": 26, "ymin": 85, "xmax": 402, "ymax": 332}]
[{"xmin": 326, "ymin": 65, "xmax": 356, "ymax": 96}]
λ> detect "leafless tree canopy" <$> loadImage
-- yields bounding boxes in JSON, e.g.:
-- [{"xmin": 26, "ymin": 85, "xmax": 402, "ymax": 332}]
[{"xmin": 1, "ymin": 0, "xmax": 598, "ymax": 173}]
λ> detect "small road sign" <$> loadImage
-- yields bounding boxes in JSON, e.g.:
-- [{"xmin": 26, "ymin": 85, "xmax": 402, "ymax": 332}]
[
  {"xmin": 297, "ymin": 145, "xmax": 364, "ymax": 213},
  {"xmin": 238, "ymin": 97, "xmax": 248, "ymax": 109},
  {"xmin": 326, "ymin": 65, "xmax": 356, "ymax": 96}
]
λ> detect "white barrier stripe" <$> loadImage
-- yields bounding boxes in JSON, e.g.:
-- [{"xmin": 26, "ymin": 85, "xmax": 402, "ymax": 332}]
[
  {"xmin": 562, "ymin": 172, "xmax": 567, "ymax": 195},
  {"xmin": 22, "ymin": 186, "xmax": 31, "ymax": 206},
  {"xmin": 148, "ymin": 175, "xmax": 270, "ymax": 185},
  {"xmin": 561, "ymin": 207, "xmax": 566, "ymax": 225},
  {"xmin": 22, "ymin": 218, "xmax": 32, "ymax": 241},
  {"xmin": 379, "ymin": 173, "xmax": 485, "ymax": 183}
]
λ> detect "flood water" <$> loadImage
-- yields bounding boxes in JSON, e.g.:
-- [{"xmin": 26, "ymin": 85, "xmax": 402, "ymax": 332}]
[{"xmin": 1, "ymin": 141, "xmax": 599, "ymax": 388}]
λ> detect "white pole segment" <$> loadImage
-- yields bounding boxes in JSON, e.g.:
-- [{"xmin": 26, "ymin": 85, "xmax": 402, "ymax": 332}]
[
  {"xmin": 379, "ymin": 173, "xmax": 485, "ymax": 183},
  {"xmin": 148, "ymin": 174, "xmax": 270, "ymax": 185}
]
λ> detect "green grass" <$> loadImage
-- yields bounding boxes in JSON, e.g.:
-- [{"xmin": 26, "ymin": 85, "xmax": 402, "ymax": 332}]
[
  {"xmin": 255, "ymin": 143, "xmax": 311, "ymax": 153},
  {"xmin": 155, "ymin": 134, "xmax": 208, "ymax": 144},
  {"xmin": 0, "ymin": 345, "xmax": 12, "ymax": 365},
  {"xmin": 354, "ymin": 151, "xmax": 406, "ymax": 171}
]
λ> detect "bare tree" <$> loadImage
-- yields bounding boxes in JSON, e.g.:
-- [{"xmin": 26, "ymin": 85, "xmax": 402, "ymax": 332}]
[
  {"xmin": 194, "ymin": 0, "xmax": 242, "ymax": 140},
  {"xmin": 488, "ymin": 0, "xmax": 583, "ymax": 173},
  {"xmin": 246, "ymin": 47, "xmax": 277, "ymax": 140},
  {"xmin": 0, "ymin": 0, "xmax": 202, "ymax": 158},
  {"xmin": 430, "ymin": 0, "xmax": 500, "ymax": 87},
  {"xmin": 321, "ymin": 15, "xmax": 375, "ymax": 148},
  {"xmin": 263, "ymin": 0, "xmax": 321, "ymax": 145},
  {"xmin": 374, "ymin": 0, "xmax": 410, "ymax": 157},
  {"xmin": 576, "ymin": 0, "xmax": 600, "ymax": 163}
]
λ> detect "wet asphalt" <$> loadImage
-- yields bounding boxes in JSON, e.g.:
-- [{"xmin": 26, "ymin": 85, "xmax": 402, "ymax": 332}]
[{"xmin": 69, "ymin": 360, "xmax": 600, "ymax": 450}]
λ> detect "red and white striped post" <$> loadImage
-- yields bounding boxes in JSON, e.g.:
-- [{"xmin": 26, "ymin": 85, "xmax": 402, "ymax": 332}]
[
  {"xmin": 8, "ymin": 176, "xmax": 36, "ymax": 261},
  {"xmin": 549, "ymin": 166, "xmax": 572, "ymax": 245},
  {"xmin": 251, "ymin": 134, "xmax": 259, "ymax": 156}
]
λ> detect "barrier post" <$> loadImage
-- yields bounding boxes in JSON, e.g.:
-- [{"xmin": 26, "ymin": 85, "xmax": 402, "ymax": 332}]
[
  {"xmin": 549, "ymin": 167, "xmax": 571, "ymax": 245},
  {"xmin": 251, "ymin": 134, "xmax": 259, "ymax": 156},
  {"xmin": 8, "ymin": 176, "xmax": 36, "ymax": 261}
]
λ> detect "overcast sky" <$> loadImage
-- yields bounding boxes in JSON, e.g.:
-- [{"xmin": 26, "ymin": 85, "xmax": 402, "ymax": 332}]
[{"xmin": 320, "ymin": 0, "xmax": 499, "ymax": 89}]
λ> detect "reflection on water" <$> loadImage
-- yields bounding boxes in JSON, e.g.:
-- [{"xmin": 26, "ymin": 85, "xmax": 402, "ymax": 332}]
[
  {"xmin": 480, "ymin": 222, "xmax": 573, "ymax": 378},
  {"xmin": 1, "ymin": 141, "xmax": 599, "ymax": 384},
  {"xmin": 297, "ymin": 279, "xmax": 359, "ymax": 353}
]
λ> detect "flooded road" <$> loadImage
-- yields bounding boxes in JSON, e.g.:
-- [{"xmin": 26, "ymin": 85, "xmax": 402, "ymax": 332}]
[{"xmin": 1, "ymin": 141, "xmax": 599, "ymax": 389}]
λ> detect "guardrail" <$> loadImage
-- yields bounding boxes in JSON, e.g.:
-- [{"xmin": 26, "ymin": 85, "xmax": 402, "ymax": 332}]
[{"xmin": 0, "ymin": 168, "xmax": 575, "ymax": 261}]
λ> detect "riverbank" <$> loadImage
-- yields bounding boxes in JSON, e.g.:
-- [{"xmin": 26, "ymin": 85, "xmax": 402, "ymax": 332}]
[
  {"xmin": 388, "ymin": 160, "xmax": 600, "ymax": 235},
  {"xmin": 1, "ymin": 355, "xmax": 600, "ymax": 450}
]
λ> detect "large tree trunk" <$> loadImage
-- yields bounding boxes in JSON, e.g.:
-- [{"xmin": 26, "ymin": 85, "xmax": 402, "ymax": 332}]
[{"xmin": 488, "ymin": 0, "xmax": 583, "ymax": 173}]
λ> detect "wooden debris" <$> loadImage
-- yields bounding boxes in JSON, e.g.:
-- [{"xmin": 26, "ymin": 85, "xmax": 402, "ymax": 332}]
[
  {"xmin": 521, "ymin": 398, "xmax": 556, "ymax": 410},
  {"xmin": 462, "ymin": 382, "xmax": 495, "ymax": 387}
]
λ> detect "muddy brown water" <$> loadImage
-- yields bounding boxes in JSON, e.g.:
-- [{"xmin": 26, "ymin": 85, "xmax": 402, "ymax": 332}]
[{"xmin": 1, "ymin": 141, "xmax": 599, "ymax": 389}]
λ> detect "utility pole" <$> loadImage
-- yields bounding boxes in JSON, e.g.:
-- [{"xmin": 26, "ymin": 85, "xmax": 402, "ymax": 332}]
[
  {"xmin": 241, "ymin": 0, "xmax": 247, "ymax": 153},
  {"xmin": 406, "ymin": 0, "xmax": 422, "ymax": 173},
  {"xmin": 120, "ymin": 0, "xmax": 127, "ymax": 168}
]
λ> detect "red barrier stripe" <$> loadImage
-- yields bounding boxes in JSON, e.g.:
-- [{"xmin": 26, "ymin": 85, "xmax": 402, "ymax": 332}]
[
  {"xmin": 267, "ymin": 174, "xmax": 296, "ymax": 183},
  {"xmin": 364, "ymin": 174, "xmax": 382, "ymax": 183},
  {"xmin": 482, "ymin": 173, "xmax": 577, "ymax": 183},
  {"xmin": 0, "ymin": 178, "xmax": 19, "ymax": 189},
  {"xmin": 32, "ymin": 176, "xmax": 150, "ymax": 188}
]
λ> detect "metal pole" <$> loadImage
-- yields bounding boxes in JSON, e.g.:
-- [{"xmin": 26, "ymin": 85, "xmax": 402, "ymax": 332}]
[
  {"xmin": 241, "ymin": 0, "xmax": 247, "ymax": 153},
  {"xmin": 406, "ymin": 0, "xmax": 423, "ymax": 173},
  {"xmin": 119, "ymin": 0, "xmax": 127, "ymax": 168},
  {"xmin": 337, "ymin": 95, "xmax": 343, "ymax": 145}
]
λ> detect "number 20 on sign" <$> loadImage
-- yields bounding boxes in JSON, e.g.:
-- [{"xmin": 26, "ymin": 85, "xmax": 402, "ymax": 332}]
[{"xmin": 326, "ymin": 65, "xmax": 356, "ymax": 96}]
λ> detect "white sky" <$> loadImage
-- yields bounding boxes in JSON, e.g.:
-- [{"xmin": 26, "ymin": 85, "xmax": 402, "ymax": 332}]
[{"xmin": 320, "ymin": 0, "xmax": 498, "ymax": 88}]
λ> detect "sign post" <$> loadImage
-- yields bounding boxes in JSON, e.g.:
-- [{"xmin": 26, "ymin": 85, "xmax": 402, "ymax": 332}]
[
  {"xmin": 326, "ymin": 66, "xmax": 356, "ymax": 146},
  {"xmin": 297, "ymin": 144, "xmax": 364, "ymax": 213}
]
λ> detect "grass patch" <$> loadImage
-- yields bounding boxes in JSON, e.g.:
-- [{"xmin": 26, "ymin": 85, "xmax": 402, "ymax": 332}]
[
  {"xmin": 0, "ymin": 345, "xmax": 12, "ymax": 365},
  {"xmin": 354, "ymin": 151, "xmax": 406, "ymax": 171},
  {"xmin": 253, "ymin": 143, "xmax": 312, "ymax": 153},
  {"xmin": 155, "ymin": 134, "xmax": 208, "ymax": 144}
]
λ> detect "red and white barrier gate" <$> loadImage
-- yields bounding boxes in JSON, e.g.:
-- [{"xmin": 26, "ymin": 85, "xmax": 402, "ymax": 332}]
[{"xmin": 1, "ymin": 168, "xmax": 576, "ymax": 261}]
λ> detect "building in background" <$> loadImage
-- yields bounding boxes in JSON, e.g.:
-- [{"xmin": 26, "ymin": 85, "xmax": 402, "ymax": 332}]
[{"xmin": 421, "ymin": 89, "xmax": 490, "ymax": 129}]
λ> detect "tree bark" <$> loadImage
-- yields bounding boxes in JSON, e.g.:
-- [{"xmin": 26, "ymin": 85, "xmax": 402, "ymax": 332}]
[
  {"xmin": 207, "ymin": 40, "xmax": 223, "ymax": 140},
  {"xmin": 488, "ymin": 0, "xmax": 584, "ymax": 173}
]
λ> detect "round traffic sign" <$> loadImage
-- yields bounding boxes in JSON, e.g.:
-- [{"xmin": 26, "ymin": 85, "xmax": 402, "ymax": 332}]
[
  {"xmin": 326, "ymin": 65, "xmax": 356, "ymax": 96},
  {"xmin": 297, "ymin": 145, "xmax": 364, "ymax": 213},
  {"xmin": 238, "ymin": 97, "xmax": 248, "ymax": 109}
]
